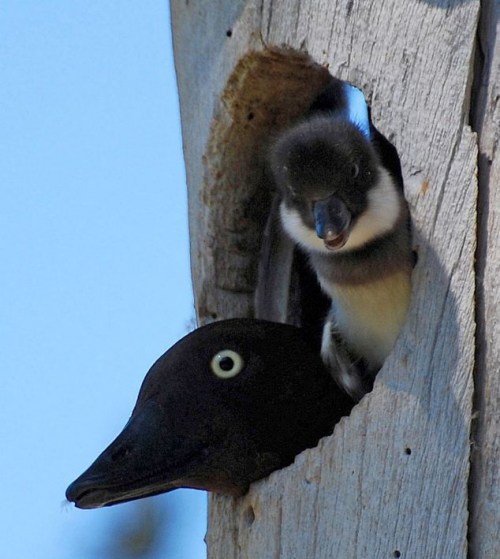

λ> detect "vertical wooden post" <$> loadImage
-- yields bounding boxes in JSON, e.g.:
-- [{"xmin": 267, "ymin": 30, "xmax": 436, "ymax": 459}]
[{"xmin": 171, "ymin": 0, "xmax": 497, "ymax": 556}]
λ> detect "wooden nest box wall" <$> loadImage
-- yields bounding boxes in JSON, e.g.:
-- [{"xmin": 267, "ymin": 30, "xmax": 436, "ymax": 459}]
[{"xmin": 171, "ymin": 0, "xmax": 500, "ymax": 557}]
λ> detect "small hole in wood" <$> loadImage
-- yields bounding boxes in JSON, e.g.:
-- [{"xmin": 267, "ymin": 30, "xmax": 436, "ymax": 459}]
[
  {"xmin": 393, "ymin": 551, "xmax": 401, "ymax": 558},
  {"xmin": 404, "ymin": 447, "xmax": 412, "ymax": 455},
  {"xmin": 247, "ymin": 112, "xmax": 255, "ymax": 121},
  {"xmin": 226, "ymin": 29, "xmax": 232, "ymax": 37},
  {"xmin": 243, "ymin": 505, "xmax": 255, "ymax": 527},
  {"xmin": 412, "ymin": 249, "xmax": 419, "ymax": 267}
]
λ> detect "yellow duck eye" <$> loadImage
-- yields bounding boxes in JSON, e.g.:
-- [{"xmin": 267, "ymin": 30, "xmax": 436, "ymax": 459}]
[{"xmin": 211, "ymin": 350, "xmax": 244, "ymax": 379}]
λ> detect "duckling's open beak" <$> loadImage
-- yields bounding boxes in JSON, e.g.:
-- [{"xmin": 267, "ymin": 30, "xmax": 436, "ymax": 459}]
[
  {"xmin": 65, "ymin": 400, "xmax": 212, "ymax": 509},
  {"xmin": 314, "ymin": 195, "xmax": 351, "ymax": 250}
]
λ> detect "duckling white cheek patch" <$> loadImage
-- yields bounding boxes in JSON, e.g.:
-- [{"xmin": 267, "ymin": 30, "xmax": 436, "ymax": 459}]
[
  {"xmin": 280, "ymin": 203, "xmax": 330, "ymax": 253},
  {"xmin": 345, "ymin": 169, "xmax": 401, "ymax": 251}
]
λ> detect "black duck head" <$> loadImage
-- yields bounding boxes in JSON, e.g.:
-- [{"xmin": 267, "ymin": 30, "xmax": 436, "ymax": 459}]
[{"xmin": 66, "ymin": 319, "xmax": 353, "ymax": 508}]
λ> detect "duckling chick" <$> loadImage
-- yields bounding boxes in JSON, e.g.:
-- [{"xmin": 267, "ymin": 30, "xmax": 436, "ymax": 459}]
[{"xmin": 270, "ymin": 81, "xmax": 413, "ymax": 401}]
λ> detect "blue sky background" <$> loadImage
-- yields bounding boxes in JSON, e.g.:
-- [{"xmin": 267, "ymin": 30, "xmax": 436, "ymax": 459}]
[{"xmin": 0, "ymin": 2, "xmax": 207, "ymax": 557}]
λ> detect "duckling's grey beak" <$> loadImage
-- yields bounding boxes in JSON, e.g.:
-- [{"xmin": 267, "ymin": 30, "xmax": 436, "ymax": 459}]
[{"xmin": 314, "ymin": 195, "xmax": 351, "ymax": 250}]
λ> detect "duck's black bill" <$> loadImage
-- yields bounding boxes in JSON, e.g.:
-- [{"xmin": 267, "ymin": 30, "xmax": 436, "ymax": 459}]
[{"xmin": 65, "ymin": 400, "xmax": 203, "ymax": 509}]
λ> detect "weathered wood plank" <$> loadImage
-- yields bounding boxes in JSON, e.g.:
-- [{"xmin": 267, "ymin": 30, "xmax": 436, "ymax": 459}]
[
  {"xmin": 469, "ymin": 1, "xmax": 500, "ymax": 556},
  {"xmin": 171, "ymin": 0, "xmax": 479, "ymax": 557}
]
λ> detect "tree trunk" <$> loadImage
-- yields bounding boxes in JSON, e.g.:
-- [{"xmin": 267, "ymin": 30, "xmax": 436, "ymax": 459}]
[{"xmin": 170, "ymin": 0, "xmax": 498, "ymax": 556}]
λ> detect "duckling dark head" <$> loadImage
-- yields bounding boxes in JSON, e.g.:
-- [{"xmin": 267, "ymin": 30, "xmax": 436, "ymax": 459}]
[
  {"xmin": 271, "ymin": 115, "xmax": 390, "ymax": 252},
  {"xmin": 66, "ymin": 319, "xmax": 353, "ymax": 508}
]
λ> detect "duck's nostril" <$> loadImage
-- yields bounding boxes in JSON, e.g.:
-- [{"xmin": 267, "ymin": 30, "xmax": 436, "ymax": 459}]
[{"xmin": 110, "ymin": 444, "xmax": 132, "ymax": 462}]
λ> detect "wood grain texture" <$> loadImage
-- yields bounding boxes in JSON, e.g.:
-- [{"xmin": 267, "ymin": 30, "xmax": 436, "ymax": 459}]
[
  {"xmin": 171, "ymin": 0, "xmax": 480, "ymax": 557},
  {"xmin": 469, "ymin": 1, "xmax": 500, "ymax": 557}
]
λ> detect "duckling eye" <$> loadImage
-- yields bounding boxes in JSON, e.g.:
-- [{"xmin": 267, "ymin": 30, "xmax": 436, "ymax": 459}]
[
  {"xmin": 351, "ymin": 163, "xmax": 359, "ymax": 178},
  {"xmin": 211, "ymin": 350, "xmax": 244, "ymax": 379}
]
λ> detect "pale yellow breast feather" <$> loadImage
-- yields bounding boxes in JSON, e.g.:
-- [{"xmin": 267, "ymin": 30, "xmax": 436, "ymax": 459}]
[{"xmin": 322, "ymin": 271, "xmax": 411, "ymax": 367}]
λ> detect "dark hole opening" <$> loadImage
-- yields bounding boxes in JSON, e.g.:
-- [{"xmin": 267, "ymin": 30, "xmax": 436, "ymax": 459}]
[{"xmin": 289, "ymin": 248, "xmax": 331, "ymax": 352}]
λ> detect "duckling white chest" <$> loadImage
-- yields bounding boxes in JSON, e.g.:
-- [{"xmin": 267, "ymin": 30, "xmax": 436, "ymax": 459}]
[{"xmin": 319, "ymin": 271, "xmax": 411, "ymax": 367}]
